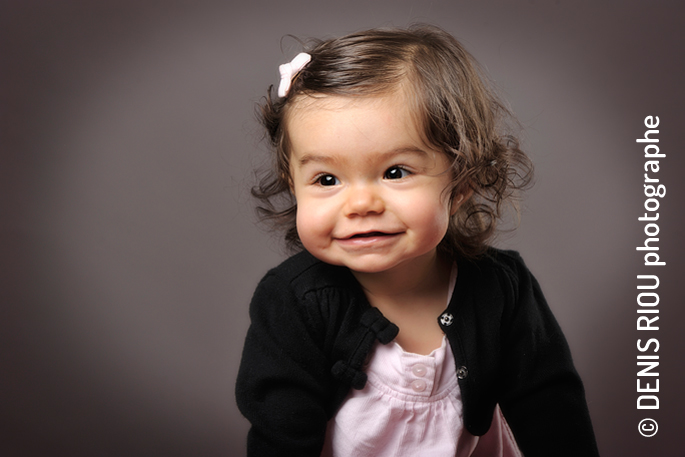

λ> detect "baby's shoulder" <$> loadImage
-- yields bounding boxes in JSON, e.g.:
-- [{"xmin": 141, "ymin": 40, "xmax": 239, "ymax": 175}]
[
  {"xmin": 250, "ymin": 251, "xmax": 369, "ymax": 344},
  {"xmin": 465, "ymin": 247, "xmax": 531, "ymax": 281}
]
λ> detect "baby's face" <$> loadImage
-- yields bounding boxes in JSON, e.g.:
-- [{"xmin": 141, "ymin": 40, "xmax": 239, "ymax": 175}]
[{"xmin": 287, "ymin": 93, "xmax": 458, "ymax": 275}]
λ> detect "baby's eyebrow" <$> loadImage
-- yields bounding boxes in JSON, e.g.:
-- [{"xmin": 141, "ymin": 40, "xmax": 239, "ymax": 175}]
[
  {"xmin": 297, "ymin": 147, "xmax": 428, "ymax": 167},
  {"xmin": 385, "ymin": 147, "xmax": 429, "ymax": 158},
  {"xmin": 297, "ymin": 154, "xmax": 335, "ymax": 167}
]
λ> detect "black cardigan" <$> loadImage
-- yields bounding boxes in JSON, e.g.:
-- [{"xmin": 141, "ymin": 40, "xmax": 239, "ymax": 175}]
[{"xmin": 235, "ymin": 248, "xmax": 599, "ymax": 456}]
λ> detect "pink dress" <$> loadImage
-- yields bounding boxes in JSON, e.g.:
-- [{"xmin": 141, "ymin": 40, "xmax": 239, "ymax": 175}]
[{"xmin": 321, "ymin": 268, "xmax": 523, "ymax": 457}]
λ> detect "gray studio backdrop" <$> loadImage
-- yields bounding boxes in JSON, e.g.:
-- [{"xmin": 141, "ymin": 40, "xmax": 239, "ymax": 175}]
[{"xmin": 2, "ymin": 1, "xmax": 683, "ymax": 456}]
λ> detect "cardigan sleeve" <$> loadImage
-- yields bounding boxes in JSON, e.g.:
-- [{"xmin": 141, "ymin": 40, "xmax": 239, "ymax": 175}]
[
  {"xmin": 496, "ymin": 252, "xmax": 600, "ymax": 457},
  {"xmin": 235, "ymin": 270, "xmax": 330, "ymax": 457}
]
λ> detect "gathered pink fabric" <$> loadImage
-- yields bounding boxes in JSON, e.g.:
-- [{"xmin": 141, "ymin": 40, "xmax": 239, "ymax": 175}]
[{"xmin": 321, "ymin": 267, "xmax": 523, "ymax": 457}]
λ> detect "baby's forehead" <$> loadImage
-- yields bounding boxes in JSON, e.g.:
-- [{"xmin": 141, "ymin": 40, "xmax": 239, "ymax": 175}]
[
  {"xmin": 285, "ymin": 95, "xmax": 349, "ymax": 121},
  {"xmin": 285, "ymin": 88, "xmax": 422, "ymax": 131},
  {"xmin": 285, "ymin": 95, "xmax": 449, "ymax": 169},
  {"xmin": 286, "ymin": 92, "xmax": 414, "ymax": 134}
]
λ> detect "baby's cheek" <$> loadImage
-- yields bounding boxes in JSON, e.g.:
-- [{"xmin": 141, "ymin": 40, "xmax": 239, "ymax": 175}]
[
  {"xmin": 296, "ymin": 205, "xmax": 325, "ymax": 247},
  {"xmin": 295, "ymin": 207, "xmax": 309, "ymax": 240},
  {"xmin": 412, "ymin": 201, "xmax": 452, "ymax": 242}
]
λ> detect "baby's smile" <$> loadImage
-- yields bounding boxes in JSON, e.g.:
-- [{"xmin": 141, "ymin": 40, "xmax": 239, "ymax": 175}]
[
  {"xmin": 334, "ymin": 231, "xmax": 403, "ymax": 250},
  {"xmin": 347, "ymin": 231, "xmax": 393, "ymax": 238}
]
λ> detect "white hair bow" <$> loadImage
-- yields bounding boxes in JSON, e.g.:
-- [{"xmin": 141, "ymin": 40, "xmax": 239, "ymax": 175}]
[{"xmin": 278, "ymin": 52, "xmax": 311, "ymax": 97}]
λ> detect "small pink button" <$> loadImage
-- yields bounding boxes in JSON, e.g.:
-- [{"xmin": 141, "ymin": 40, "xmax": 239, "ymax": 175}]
[
  {"xmin": 411, "ymin": 364, "xmax": 428, "ymax": 377},
  {"xmin": 411, "ymin": 379, "xmax": 427, "ymax": 392}
]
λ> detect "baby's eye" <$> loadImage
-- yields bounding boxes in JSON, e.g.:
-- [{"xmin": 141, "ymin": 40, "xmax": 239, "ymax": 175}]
[
  {"xmin": 316, "ymin": 174, "xmax": 340, "ymax": 186},
  {"xmin": 384, "ymin": 166, "xmax": 411, "ymax": 180}
]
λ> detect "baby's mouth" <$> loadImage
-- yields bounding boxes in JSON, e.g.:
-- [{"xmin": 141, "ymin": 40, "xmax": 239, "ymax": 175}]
[
  {"xmin": 349, "ymin": 231, "xmax": 387, "ymax": 239},
  {"xmin": 335, "ymin": 230, "xmax": 402, "ymax": 247},
  {"xmin": 341, "ymin": 231, "xmax": 403, "ymax": 241}
]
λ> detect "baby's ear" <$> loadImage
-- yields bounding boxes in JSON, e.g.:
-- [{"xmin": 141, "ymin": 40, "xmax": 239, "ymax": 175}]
[{"xmin": 450, "ymin": 186, "xmax": 474, "ymax": 215}]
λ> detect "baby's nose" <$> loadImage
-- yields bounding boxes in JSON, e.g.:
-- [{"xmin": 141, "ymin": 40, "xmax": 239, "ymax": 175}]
[{"xmin": 344, "ymin": 185, "xmax": 384, "ymax": 216}]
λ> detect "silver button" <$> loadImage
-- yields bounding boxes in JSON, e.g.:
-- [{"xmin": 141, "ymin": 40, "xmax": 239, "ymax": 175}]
[
  {"xmin": 411, "ymin": 379, "xmax": 427, "ymax": 392},
  {"xmin": 411, "ymin": 364, "xmax": 427, "ymax": 377},
  {"xmin": 439, "ymin": 312, "xmax": 454, "ymax": 326},
  {"xmin": 457, "ymin": 366, "xmax": 468, "ymax": 379}
]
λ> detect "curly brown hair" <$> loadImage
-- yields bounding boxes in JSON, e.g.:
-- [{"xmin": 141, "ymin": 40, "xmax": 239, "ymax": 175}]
[{"xmin": 253, "ymin": 24, "xmax": 533, "ymax": 258}]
